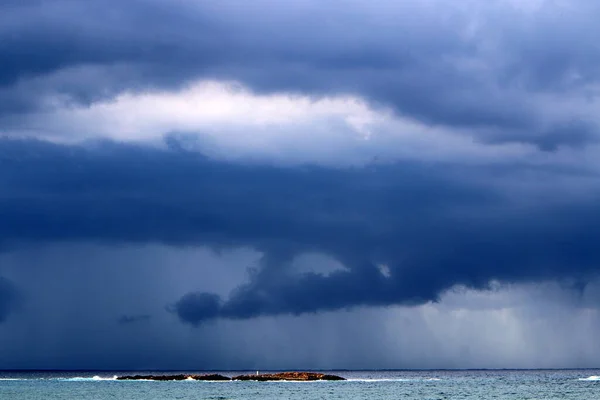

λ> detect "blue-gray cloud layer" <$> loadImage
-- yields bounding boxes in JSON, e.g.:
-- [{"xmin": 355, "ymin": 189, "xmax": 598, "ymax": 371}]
[
  {"xmin": 0, "ymin": 277, "xmax": 19, "ymax": 323},
  {"xmin": 2, "ymin": 138, "xmax": 599, "ymax": 326},
  {"xmin": 2, "ymin": 1, "xmax": 600, "ymax": 370},
  {"xmin": 3, "ymin": 1, "xmax": 600, "ymax": 149}
]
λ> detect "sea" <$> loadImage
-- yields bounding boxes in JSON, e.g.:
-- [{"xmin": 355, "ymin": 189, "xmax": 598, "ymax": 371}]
[{"xmin": 0, "ymin": 369, "xmax": 598, "ymax": 399}]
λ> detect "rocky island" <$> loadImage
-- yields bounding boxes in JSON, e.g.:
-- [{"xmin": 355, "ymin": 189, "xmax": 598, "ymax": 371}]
[
  {"xmin": 232, "ymin": 372, "xmax": 345, "ymax": 381},
  {"xmin": 116, "ymin": 374, "xmax": 231, "ymax": 381},
  {"xmin": 116, "ymin": 372, "xmax": 345, "ymax": 381}
]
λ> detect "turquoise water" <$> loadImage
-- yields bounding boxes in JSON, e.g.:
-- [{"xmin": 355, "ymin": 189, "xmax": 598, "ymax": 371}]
[{"xmin": 1, "ymin": 370, "xmax": 598, "ymax": 399}]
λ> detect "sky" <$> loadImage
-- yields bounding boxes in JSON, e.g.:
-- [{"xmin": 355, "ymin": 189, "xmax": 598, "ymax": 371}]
[{"xmin": 1, "ymin": 0, "xmax": 600, "ymax": 370}]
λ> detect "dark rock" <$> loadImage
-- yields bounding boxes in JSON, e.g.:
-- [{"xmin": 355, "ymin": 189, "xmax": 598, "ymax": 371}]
[
  {"xmin": 116, "ymin": 371, "xmax": 345, "ymax": 381},
  {"xmin": 116, "ymin": 374, "xmax": 231, "ymax": 381},
  {"xmin": 232, "ymin": 372, "xmax": 345, "ymax": 381}
]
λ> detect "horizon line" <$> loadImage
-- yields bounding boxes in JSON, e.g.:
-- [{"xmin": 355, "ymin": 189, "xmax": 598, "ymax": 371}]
[{"xmin": 2, "ymin": 368, "xmax": 599, "ymax": 372}]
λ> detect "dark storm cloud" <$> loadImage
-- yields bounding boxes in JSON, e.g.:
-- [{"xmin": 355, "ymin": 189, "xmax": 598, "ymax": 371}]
[
  {"xmin": 0, "ymin": 0, "xmax": 225, "ymax": 111},
  {"xmin": 537, "ymin": 120, "xmax": 600, "ymax": 151},
  {"xmin": 117, "ymin": 314, "xmax": 152, "ymax": 325},
  {"xmin": 483, "ymin": 119, "xmax": 600, "ymax": 152},
  {"xmin": 3, "ymin": 1, "xmax": 600, "ymax": 147},
  {"xmin": 0, "ymin": 277, "xmax": 19, "ymax": 323},
  {"xmin": 0, "ymin": 0, "xmax": 220, "ymax": 85},
  {"xmin": 2, "ymin": 138, "xmax": 600, "ymax": 325}
]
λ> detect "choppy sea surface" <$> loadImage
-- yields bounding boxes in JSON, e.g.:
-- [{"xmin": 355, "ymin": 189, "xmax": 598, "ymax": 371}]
[{"xmin": 0, "ymin": 369, "xmax": 598, "ymax": 399}]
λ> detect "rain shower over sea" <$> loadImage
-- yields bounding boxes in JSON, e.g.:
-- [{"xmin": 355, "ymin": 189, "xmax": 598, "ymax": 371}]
[{"xmin": 1, "ymin": 369, "xmax": 598, "ymax": 399}]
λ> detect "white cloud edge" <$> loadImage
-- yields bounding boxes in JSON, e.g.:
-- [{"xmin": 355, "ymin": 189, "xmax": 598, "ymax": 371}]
[{"xmin": 2, "ymin": 79, "xmax": 544, "ymax": 167}]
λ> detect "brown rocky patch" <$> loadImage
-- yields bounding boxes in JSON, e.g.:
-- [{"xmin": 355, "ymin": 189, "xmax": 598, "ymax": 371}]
[{"xmin": 232, "ymin": 372, "xmax": 345, "ymax": 381}]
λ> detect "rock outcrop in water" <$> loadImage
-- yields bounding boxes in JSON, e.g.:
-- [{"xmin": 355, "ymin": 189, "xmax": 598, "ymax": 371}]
[
  {"xmin": 232, "ymin": 372, "xmax": 345, "ymax": 381},
  {"xmin": 116, "ymin": 374, "xmax": 231, "ymax": 381},
  {"xmin": 116, "ymin": 372, "xmax": 345, "ymax": 381}
]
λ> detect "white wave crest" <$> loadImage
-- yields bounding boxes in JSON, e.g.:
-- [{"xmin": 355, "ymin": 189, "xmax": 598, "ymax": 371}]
[
  {"xmin": 62, "ymin": 375, "xmax": 117, "ymax": 382},
  {"xmin": 579, "ymin": 376, "xmax": 600, "ymax": 381}
]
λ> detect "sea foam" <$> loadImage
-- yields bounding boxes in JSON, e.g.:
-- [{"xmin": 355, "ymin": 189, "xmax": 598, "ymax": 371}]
[{"xmin": 62, "ymin": 376, "xmax": 118, "ymax": 382}]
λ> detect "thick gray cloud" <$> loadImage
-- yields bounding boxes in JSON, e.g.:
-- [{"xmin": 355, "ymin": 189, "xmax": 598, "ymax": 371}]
[
  {"xmin": 2, "ymin": 0, "xmax": 600, "ymax": 369},
  {"xmin": 487, "ymin": 119, "xmax": 600, "ymax": 152},
  {"xmin": 1, "ymin": 242, "xmax": 599, "ymax": 369},
  {"xmin": 2, "ymin": 138, "xmax": 600, "ymax": 328},
  {"xmin": 117, "ymin": 314, "xmax": 152, "ymax": 325},
  {"xmin": 0, "ymin": 277, "xmax": 19, "ymax": 323},
  {"xmin": 2, "ymin": 1, "xmax": 600, "ymax": 148}
]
